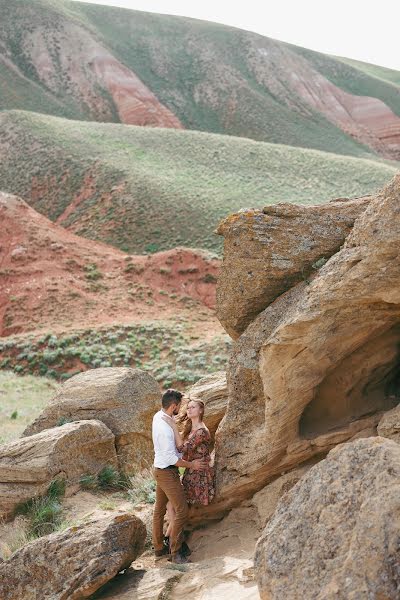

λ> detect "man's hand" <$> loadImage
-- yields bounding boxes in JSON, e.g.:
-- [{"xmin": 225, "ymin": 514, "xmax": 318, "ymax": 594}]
[{"xmin": 191, "ymin": 459, "xmax": 209, "ymax": 470}]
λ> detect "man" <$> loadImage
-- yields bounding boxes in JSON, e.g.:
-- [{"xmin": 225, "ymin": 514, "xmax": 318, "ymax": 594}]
[{"xmin": 152, "ymin": 388, "xmax": 207, "ymax": 564}]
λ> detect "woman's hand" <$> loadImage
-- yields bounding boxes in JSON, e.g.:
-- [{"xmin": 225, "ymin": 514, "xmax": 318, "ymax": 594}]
[
  {"xmin": 162, "ymin": 415, "xmax": 178, "ymax": 430},
  {"xmin": 162, "ymin": 414, "xmax": 183, "ymax": 448}
]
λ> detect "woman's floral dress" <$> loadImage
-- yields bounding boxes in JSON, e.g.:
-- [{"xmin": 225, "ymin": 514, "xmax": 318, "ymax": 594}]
[{"xmin": 181, "ymin": 427, "xmax": 215, "ymax": 505}]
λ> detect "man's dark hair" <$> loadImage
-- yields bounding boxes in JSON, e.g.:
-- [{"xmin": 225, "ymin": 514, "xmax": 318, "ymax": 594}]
[{"xmin": 162, "ymin": 389, "xmax": 183, "ymax": 409}]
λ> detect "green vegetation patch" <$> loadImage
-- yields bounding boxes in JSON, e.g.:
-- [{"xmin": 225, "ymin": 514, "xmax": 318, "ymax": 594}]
[
  {"xmin": 0, "ymin": 322, "xmax": 231, "ymax": 388},
  {"xmin": 0, "ymin": 371, "xmax": 58, "ymax": 444}
]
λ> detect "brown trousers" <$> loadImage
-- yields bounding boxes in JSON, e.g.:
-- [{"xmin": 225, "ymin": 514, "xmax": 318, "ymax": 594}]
[{"xmin": 152, "ymin": 467, "xmax": 188, "ymax": 554}]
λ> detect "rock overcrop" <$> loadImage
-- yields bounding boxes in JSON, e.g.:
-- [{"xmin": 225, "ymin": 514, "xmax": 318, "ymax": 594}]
[
  {"xmin": 0, "ymin": 511, "xmax": 146, "ymax": 600},
  {"xmin": 24, "ymin": 367, "xmax": 161, "ymax": 472},
  {"xmin": 0, "ymin": 419, "xmax": 117, "ymax": 518},
  {"xmin": 213, "ymin": 174, "xmax": 400, "ymax": 510},
  {"xmin": 254, "ymin": 437, "xmax": 400, "ymax": 599},
  {"xmin": 216, "ymin": 197, "xmax": 370, "ymax": 339}
]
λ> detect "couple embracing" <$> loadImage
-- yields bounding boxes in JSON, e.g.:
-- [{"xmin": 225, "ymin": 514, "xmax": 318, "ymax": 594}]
[{"xmin": 152, "ymin": 389, "xmax": 215, "ymax": 564}]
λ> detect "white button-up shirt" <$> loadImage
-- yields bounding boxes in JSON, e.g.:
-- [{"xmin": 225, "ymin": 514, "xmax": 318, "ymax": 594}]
[{"xmin": 152, "ymin": 409, "xmax": 182, "ymax": 468}]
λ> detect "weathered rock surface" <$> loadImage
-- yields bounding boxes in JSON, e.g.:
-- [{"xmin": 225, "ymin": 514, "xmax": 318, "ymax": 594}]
[
  {"xmin": 171, "ymin": 557, "xmax": 257, "ymax": 600},
  {"xmin": 216, "ymin": 197, "xmax": 370, "ymax": 338},
  {"xmin": 91, "ymin": 566, "xmax": 183, "ymax": 600},
  {"xmin": 178, "ymin": 371, "xmax": 227, "ymax": 442},
  {"xmin": 0, "ymin": 420, "xmax": 117, "ymax": 518},
  {"xmin": 213, "ymin": 174, "xmax": 400, "ymax": 511},
  {"xmin": 377, "ymin": 403, "xmax": 400, "ymax": 443},
  {"xmin": 254, "ymin": 437, "xmax": 400, "ymax": 600},
  {"xmin": 0, "ymin": 511, "xmax": 146, "ymax": 600},
  {"xmin": 24, "ymin": 368, "xmax": 161, "ymax": 472}
]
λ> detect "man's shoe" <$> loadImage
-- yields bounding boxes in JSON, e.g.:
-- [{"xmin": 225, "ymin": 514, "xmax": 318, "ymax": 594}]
[
  {"xmin": 170, "ymin": 551, "xmax": 190, "ymax": 564},
  {"xmin": 155, "ymin": 546, "xmax": 170, "ymax": 558},
  {"xmin": 163, "ymin": 535, "xmax": 170, "ymax": 551}
]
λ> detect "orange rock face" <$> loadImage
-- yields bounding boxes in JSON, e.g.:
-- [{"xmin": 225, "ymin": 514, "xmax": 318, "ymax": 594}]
[
  {"xmin": 0, "ymin": 192, "xmax": 220, "ymax": 337},
  {"xmin": 210, "ymin": 174, "xmax": 400, "ymax": 516}
]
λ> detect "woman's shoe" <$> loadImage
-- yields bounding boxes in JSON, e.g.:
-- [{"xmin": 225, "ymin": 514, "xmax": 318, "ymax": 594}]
[
  {"xmin": 181, "ymin": 541, "xmax": 192, "ymax": 557},
  {"xmin": 171, "ymin": 551, "xmax": 190, "ymax": 564}
]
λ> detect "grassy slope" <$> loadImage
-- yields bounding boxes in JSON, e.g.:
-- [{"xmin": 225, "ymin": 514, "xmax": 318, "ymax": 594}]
[
  {"xmin": 0, "ymin": 110, "xmax": 397, "ymax": 254},
  {"xmin": 1, "ymin": 0, "xmax": 399, "ymax": 158},
  {"xmin": 0, "ymin": 371, "xmax": 58, "ymax": 444},
  {"xmin": 335, "ymin": 56, "xmax": 400, "ymax": 88}
]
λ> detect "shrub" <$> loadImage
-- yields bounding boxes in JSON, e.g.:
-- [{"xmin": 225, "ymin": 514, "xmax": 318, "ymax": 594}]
[
  {"xmin": 15, "ymin": 478, "xmax": 66, "ymax": 538},
  {"xmin": 84, "ymin": 263, "xmax": 103, "ymax": 281},
  {"xmin": 128, "ymin": 469, "xmax": 156, "ymax": 505}
]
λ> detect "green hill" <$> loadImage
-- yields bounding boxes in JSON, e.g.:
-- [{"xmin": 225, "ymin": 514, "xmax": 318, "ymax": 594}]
[
  {"xmin": 1, "ymin": 0, "xmax": 400, "ymax": 158},
  {"xmin": 0, "ymin": 110, "xmax": 396, "ymax": 254}
]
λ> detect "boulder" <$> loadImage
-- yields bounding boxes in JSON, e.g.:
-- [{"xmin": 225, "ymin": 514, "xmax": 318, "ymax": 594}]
[
  {"xmin": 254, "ymin": 437, "xmax": 400, "ymax": 600},
  {"xmin": 377, "ymin": 403, "xmax": 400, "ymax": 443},
  {"xmin": 0, "ymin": 420, "xmax": 117, "ymax": 518},
  {"xmin": 24, "ymin": 368, "xmax": 161, "ymax": 472},
  {"xmin": 213, "ymin": 175, "xmax": 400, "ymax": 510},
  {"xmin": 0, "ymin": 511, "xmax": 146, "ymax": 600},
  {"xmin": 216, "ymin": 197, "xmax": 370, "ymax": 339},
  {"xmin": 178, "ymin": 371, "xmax": 227, "ymax": 442}
]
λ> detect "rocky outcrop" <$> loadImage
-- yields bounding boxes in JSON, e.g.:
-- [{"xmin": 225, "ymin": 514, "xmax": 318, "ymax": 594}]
[
  {"xmin": 178, "ymin": 371, "xmax": 227, "ymax": 442},
  {"xmin": 213, "ymin": 174, "xmax": 400, "ymax": 511},
  {"xmin": 0, "ymin": 511, "xmax": 146, "ymax": 600},
  {"xmin": 0, "ymin": 420, "xmax": 117, "ymax": 518},
  {"xmin": 24, "ymin": 368, "xmax": 161, "ymax": 472},
  {"xmin": 216, "ymin": 197, "xmax": 370, "ymax": 339},
  {"xmin": 254, "ymin": 437, "xmax": 400, "ymax": 600},
  {"xmin": 377, "ymin": 403, "xmax": 400, "ymax": 443}
]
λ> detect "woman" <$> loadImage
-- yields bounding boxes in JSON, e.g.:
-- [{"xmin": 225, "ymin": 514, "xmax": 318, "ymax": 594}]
[{"xmin": 162, "ymin": 398, "xmax": 215, "ymax": 552}]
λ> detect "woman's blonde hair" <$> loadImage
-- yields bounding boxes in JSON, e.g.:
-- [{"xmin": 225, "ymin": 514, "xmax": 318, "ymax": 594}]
[{"xmin": 180, "ymin": 399, "xmax": 205, "ymax": 440}]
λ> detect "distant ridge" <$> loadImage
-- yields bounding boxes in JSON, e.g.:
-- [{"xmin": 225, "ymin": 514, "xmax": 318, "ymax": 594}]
[{"xmin": 1, "ymin": 0, "xmax": 400, "ymax": 158}]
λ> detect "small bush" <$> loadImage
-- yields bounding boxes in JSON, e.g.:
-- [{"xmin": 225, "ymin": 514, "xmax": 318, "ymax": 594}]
[
  {"xmin": 15, "ymin": 478, "xmax": 66, "ymax": 538},
  {"xmin": 128, "ymin": 469, "xmax": 156, "ymax": 505},
  {"xmin": 80, "ymin": 466, "xmax": 129, "ymax": 492},
  {"xmin": 84, "ymin": 263, "xmax": 103, "ymax": 281},
  {"xmin": 10, "ymin": 410, "xmax": 18, "ymax": 419},
  {"xmin": 79, "ymin": 474, "xmax": 97, "ymax": 490}
]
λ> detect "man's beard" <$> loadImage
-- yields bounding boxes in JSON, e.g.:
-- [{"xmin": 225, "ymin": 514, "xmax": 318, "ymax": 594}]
[{"xmin": 172, "ymin": 407, "xmax": 179, "ymax": 415}]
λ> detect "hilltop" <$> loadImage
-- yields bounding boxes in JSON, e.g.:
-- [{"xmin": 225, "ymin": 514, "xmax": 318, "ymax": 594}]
[
  {"xmin": 0, "ymin": 110, "xmax": 397, "ymax": 254},
  {"xmin": 1, "ymin": 0, "xmax": 400, "ymax": 158}
]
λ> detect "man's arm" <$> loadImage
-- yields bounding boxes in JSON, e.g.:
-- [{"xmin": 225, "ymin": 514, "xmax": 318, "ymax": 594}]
[{"xmin": 174, "ymin": 457, "xmax": 208, "ymax": 470}]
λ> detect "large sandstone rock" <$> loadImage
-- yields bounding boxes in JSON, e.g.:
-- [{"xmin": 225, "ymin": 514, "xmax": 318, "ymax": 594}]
[
  {"xmin": 377, "ymin": 403, "xmax": 400, "ymax": 443},
  {"xmin": 0, "ymin": 511, "xmax": 146, "ymax": 600},
  {"xmin": 213, "ymin": 175, "xmax": 400, "ymax": 510},
  {"xmin": 0, "ymin": 420, "xmax": 117, "ymax": 518},
  {"xmin": 216, "ymin": 197, "xmax": 370, "ymax": 338},
  {"xmin": 178, "ymin": 371, "xmax": 227, "ymax": 442},
  {"xmin": 254, "ymin": 437, "xmax": 400, "ymax": 600},
  {"xmin": 24, "ymin": 368, "xmax": 161, "ymax": 472}
]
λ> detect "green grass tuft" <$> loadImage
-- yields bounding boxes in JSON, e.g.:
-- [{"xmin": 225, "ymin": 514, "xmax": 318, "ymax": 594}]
[{"xmin": 15, "ymin": 478, "xmax": 66, "ymax": 538}]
